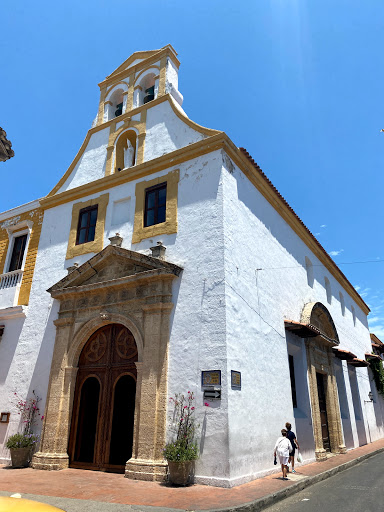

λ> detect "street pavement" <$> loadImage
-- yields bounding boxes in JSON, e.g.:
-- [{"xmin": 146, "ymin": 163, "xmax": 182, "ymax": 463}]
[
  {"xmin": 263, "ymin": 451, "xmax": 384, "ymax": 512},
  {"xmin": 1, "ymin": 438, "xmax": 384, "ymax": 512}
]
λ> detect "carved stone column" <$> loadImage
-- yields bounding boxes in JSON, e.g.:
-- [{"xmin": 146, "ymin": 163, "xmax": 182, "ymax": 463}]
[
  {"xmin": 32, "ymin": 318, "xmax": 76, "ymax": 470},
  {"xmin": 125, "ymin": 302, "xmax": 173, "ymax": 481}
]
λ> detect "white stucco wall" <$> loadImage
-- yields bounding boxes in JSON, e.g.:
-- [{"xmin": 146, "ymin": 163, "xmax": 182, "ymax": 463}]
[
  {"xmin": 144, "ymin": 101, "xmax": 205, "ymax": 162},
  {"xmin": 56, "ymin": 128, "xmax": 109, "ymax": 193},
  {"xmin": 217, "ymin": 150, "xmax": 379, "ymax": 485}
]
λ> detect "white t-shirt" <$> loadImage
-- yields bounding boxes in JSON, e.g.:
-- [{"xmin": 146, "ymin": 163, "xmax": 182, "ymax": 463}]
[{"xmin": 274, "ymin": 437, "xmax": 292, "ymax": 457}]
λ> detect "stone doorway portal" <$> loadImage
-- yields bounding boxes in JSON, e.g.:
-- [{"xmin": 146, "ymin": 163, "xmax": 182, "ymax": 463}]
[{"xmin": 68, "ymin": 324, "xmax": 137, "ymax": 473}]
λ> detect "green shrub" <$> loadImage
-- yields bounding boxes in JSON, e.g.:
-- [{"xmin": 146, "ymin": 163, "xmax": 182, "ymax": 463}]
[
  {"xmin": 370, "ymin": 358, "xmax": 384, "ymax": 396},
  {"xmin": 164, "ymin": 440, "xmax": 199, "ymax": 462},
  {"xmin": 164, "ymin": 391, "xmax": 199, "ymax": 462},
  {"xmin": 6, "ymin": 432, "xmax": 39, "ymax": 449}
]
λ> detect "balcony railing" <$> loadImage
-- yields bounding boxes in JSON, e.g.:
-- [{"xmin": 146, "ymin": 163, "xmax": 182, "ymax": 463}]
[{"xmin": 0, "ymin": 269, "xmax": 23, "ymax": 309}]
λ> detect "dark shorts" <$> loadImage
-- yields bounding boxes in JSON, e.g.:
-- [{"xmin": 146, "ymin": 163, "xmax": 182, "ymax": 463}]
[{"xmin": 290, "ymin": 447, "xmax": 296, "ymax": 457}]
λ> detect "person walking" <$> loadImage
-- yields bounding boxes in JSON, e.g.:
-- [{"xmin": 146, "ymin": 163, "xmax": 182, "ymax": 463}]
[
  {"xmin": 273, "ymin": 429, "xmax": 292, "ymax": 480},
  {"xmin": 286, "ymin": 422, "xmax": 300, "ymax": 473}
]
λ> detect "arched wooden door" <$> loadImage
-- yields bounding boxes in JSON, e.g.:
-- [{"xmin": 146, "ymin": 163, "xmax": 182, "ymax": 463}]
[{"xmin": 68, "ymin": 324, "xmax": 137, "ymax": 472}]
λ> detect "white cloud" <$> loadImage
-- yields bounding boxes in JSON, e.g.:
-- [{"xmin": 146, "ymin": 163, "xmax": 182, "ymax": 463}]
[
  {"xmin": 329, "ymin": 249, "xmax": 344, "ymax": 256},
  {"xmin": 371, "ymin": 325, "xmax": 384, "ymax": 339},
  {"xmin": 320, "ymin": 224, "xmax": 327, "ymax": 228},
  {"xmin": 354, "ymin": 285, "xmax": 361, "ymax": 291},
  {"xmin": 368, "ymin": 316, "xmax": 382, "ymax": 324}
]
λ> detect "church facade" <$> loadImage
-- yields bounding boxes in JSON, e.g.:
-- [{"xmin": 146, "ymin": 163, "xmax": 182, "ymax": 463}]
[{"xmin": 0, "ymin": 45, "xmax": 383, "ymax": 487}]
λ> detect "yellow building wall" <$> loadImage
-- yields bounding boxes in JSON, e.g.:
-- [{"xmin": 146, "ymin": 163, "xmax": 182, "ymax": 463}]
[{"xmin": 0, "ymin": 207, "xmax": 44, "ymax": 306}]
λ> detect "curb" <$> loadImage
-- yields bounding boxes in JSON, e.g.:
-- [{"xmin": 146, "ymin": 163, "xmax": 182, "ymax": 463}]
[{"xmin": 206, "ymin": 447, "xmax": 384, "ymax": 512}]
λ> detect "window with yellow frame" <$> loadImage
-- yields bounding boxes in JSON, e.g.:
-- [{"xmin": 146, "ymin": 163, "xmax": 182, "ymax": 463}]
[{"xmin": 132, "ymin": 169, "xmax": 179, "ymax": 244}]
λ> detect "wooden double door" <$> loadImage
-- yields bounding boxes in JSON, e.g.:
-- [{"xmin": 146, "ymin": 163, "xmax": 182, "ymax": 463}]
[
  {"xmin": 316, "ymin": 372, "xmax": 331, "ymax": 451},
  {"xmin": 68, "ymin": 324, "xmax": 138, "ymax": 473}
]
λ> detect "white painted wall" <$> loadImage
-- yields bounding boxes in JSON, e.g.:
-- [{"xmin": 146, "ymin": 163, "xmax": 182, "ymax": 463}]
[
  {"xmin": 56, "ymin": 128, "xmax": 109, "ymax": 193},
  {"xmin": 217, "ymin": 150, "xmax": 379, "ymax": 485},
  {"xmin": 144, "ymin": 101, "xmax": 205, "ymax": 162}
]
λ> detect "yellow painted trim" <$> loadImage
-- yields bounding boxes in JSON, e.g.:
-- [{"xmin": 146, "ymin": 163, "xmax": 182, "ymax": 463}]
[
  {"xmin": 158, "ymin": 57, "xmax": 167, "ymax": 96},
  {"xmin": 132, "ymin": 169, "xmax": 179, "ymax": 244},
  {"xmin": 41, "ymin": 133, "xmax": 225, "ymax": 210},
  {"xmin": 65, "ymin": 193, "xmax": 109, "ymax": 260},
  {"xmin": 105, "ymin": 80, "xmax": 129, "ymax": 96},
  {"xmin": 97, "ymin": 87, "xmax": 107, "ymax": 126},
  {"xmin": 48, "ymin": 95, "xmax": 200, "ymax": 197},
  {"xmin": 99, "ymin": 47, "xmax": 180, "ymax": 90},
  {"xmin": 41, "ymin": 108, "xmax": 368, "ymax": 313}
]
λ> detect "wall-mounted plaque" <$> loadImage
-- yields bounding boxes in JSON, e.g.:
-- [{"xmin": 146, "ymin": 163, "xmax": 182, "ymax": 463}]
[
  {"xmin": 202, "ymin": 370, "xmax": 221, "ymax": 387},
  {"xmin": 0, "ymin": 412, "xmax": 10, "ymax": 423},
  {"xmin": 231, "ymin": 370, "xmax": 241, "ymax": 389}
]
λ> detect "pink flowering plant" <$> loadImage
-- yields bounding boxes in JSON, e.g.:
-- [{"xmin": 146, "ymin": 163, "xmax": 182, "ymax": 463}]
[
  {"xmin": 163, "ymin": 391, "xmax": 199, "ymax": 462},
  {"xmin": 5, "ymin": 390, "xmax": 43, "ymax": 450}
]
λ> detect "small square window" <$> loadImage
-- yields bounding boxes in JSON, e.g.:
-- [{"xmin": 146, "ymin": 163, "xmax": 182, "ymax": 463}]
[
  {"xmin": 76, "ymin": 205, "xmax": 98, "ymax": 245},
  {"xmin": 144, "ymin": 183, "xmax": 167, "ymax": 227}
]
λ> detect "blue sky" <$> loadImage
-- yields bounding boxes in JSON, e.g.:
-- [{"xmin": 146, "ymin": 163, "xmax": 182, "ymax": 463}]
[{"xmin": 1, "ymin": 0, "xmax": 383, "ymax": 336}]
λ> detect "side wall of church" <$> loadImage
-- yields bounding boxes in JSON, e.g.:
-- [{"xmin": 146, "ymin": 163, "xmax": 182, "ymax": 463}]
[{"xmin": 219, "ymin": 152, "xmax": 382, "ymax": 486}]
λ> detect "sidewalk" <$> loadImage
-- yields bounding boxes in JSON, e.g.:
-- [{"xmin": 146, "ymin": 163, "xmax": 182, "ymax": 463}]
[{"xmin": 1, "ymin": 438, "xmax": 384, "ymax": 512}]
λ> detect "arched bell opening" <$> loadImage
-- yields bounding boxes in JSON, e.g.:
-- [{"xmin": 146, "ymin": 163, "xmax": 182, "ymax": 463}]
[
  {"xmin": 107, "ymin": 88, "xmax": 125, "ymax": 120},
  {"xmin": 115, "ymin": 130, "xmax": 137, "ymax": 172},
  {"xmin": 68, "ymin": 324, "xmax": 138, "ymax": 472}
]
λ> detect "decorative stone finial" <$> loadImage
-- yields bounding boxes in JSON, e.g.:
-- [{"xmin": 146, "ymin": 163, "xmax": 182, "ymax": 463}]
[
  {"xmin": 109, "ymin": 233, "xmax": 123, "ymax": 247},
  {"xmin": 150, "ymin": 241, "xmax": 166, "ymax": 260},
  {"xmin": 67, "ymin": 263, "xmax": 79, "ymax": 274}
]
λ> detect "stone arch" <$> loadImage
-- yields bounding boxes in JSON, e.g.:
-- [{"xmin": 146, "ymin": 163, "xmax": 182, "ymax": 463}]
[
  {"xmin": 105, "ymin": 81, "xmax": 129, "ymax": 100},
  {"xmin": 301, "ymin": 301, "xmax": 339, "ymax": 344},
  {"xmin": 68, "ymin": 313, "xmax": 144, "ymax": 368},
  {"xmin": 134, "ymin": 67, "xmax": 159, "ymax": 107},
  {"xmin": 301, "ymin": 302, "xmax": 345, "ymax": 460}
]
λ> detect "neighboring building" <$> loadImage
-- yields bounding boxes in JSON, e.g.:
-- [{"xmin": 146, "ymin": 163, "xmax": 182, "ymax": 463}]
[
  {"xmin": 0, "ymin": 128, "xmax": 15, "ymax": 162},
  {"xmin": 0, "ymin": 45, "xmax": 383, "ymax": 487}
]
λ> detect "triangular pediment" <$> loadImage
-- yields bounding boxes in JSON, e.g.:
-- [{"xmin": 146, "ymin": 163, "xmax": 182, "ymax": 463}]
[
  {"xmin": 105, "ymin": 49, "xmax": 162, "ymax": 80},
  {"xmin": 48, "ymin": 245, "xmax": 182, "ymax": 295},
  {"xmin": 103, "ymin": 45, "xmax": 178, "ymax": 82}
]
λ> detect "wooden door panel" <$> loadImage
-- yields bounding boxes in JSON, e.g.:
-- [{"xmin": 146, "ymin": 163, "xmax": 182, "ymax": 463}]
[
  {"xmin": 316, "ymin": 372, "xmax": 331, "ymax": 451},
  {"xmin": 69, "ymin": 324, "xmax": 138, "ymax": 472}
]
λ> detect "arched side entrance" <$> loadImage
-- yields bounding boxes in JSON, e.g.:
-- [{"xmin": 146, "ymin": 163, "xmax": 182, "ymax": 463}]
[
  {"xmin": 301, "ymin": 302, "xmax": 346, "ymax": 460},
  {"xmin": 68, "ymin": 324, "xmax": 137, "ymax": 472}
]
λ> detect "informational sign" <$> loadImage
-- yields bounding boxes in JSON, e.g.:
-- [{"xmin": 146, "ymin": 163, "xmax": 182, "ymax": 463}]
[
  {"xmin": 201, "ymin": 370, "xmax": 221, "ymax": 387},
  {"xmin": 203, "ymin": 389, "xmax": 221, "ymax": 400},
  {"xmin": 231, "ymin": 370, "xmax": 241, "ymax": 389}
]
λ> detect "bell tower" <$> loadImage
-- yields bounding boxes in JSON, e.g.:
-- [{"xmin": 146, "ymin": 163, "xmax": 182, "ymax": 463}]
[{"xmin": 95, "ymin": 44, "xmax": 183, "ymax": 126}]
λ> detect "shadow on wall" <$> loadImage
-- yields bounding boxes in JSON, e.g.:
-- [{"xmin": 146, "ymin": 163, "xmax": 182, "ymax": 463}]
[
  {"xmin": 286, "ymin": 332, "xmax": 315, "ymax": 458},
  {"xmin": 348, "ymin": 367, "xmax": 368, "ymax": 446},
  {"xmin": 0, "ymin": 316, "xmax": 26, "ymax": 385},
  {"xmin": 26, "ymin": 299, "xmax": 60, "ymax": 430},
  {"xmin": 369, "ymin": 369, "xmax": 384, "ymax": 433},
  {"xmin": 334, "ymin": 359, "xmax": 354, "ymax": 449}
]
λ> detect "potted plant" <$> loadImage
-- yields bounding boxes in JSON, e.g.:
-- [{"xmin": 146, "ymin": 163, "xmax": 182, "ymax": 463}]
[
  {"xmin": 164, "ymin": 391, "xmax": 199, "ymax": 485},
  {"xmin": 5, "ymin": 391, "xmax": 43, "ymax": 468},
  {"xmin": 6, "ymin": 432, "xmax": 39, "ymax": 467}
]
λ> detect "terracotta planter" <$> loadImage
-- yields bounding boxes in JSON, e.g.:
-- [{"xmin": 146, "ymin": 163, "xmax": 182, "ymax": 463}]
[
  {"xmin": 10, "ymin": 447, "xmax": 31, "ymax": 468},
  {"xmin": 168, "ymin": 460, "xmax": 194, "ymax": 486}
]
